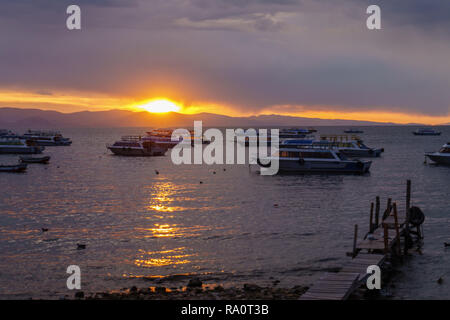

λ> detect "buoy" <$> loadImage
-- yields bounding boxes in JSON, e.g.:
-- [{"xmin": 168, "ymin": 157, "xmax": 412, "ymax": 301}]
[
  {"xmin": 77, "ymin": 244, "xmax": 86, "ymax": 250},
  {"xmin": 444, "ymin": 242, "xmax": 450, "ymax": 247},
  {"xmin": 199, "ymin": 181, "xmax": 203, "ymax": 184},
  {"xmin": 155, "ymin": 170, "xmax": 159, "ymax": 175},
  {"xmin": 41, "ymin": 228, "xmax": 48, "ymax": 232}
]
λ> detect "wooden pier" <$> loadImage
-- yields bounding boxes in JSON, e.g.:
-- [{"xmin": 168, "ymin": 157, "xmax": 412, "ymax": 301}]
[{"xmin": 300, "ymin": 180, "xmax": 424, "ymax": 300}]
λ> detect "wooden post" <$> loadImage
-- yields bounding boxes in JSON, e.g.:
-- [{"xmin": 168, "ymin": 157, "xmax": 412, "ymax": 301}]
[
  {"xmin": 383, "ymin": 223, "xmax": 389, "ymax": 254},
  {"xmin": 405, "ymin": 180, "xmax": 411, "ymax": 253},
  {"xmin": 393, "ymin": 203, "xmax": 402, "ymax": 256},
  {"xmin": 369, "ymin": 202, "xmax": 374, "ymax": 233},
  {"xmin": 383, "ymin": 198, "xmax": 392, "ymax": 220},
  {"xmin": 353, "ymin": 224, "xmax": 358, "ymax": 258},
  {"xmin": 375, "ymin": 196, "xmax": 380, "ymax": 227}
]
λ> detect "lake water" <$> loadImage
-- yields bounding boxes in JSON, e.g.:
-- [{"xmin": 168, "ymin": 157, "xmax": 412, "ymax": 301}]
[{"xmin": 0, "ymin": 126, "xmax": 449, "ymax": 299}]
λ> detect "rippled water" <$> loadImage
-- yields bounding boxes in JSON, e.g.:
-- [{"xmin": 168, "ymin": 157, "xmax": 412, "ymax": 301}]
[{"xmin": 0, "ymin": 126, "xmax": 449, "ymax": 299}]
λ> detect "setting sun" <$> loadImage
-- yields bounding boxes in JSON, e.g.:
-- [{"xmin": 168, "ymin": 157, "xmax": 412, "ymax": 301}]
[{"xmin": 140, "ymin": 99, "xmax": 181, "ymax": 113}]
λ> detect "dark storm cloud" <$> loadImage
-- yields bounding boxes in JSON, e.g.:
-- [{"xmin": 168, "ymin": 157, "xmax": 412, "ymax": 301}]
[{"xmin": 0, "ymin": 0, "xmax": 449, "ymax": 116}]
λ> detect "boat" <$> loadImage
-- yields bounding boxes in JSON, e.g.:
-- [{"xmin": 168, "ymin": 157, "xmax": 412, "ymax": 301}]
[
  {"xmin": 0, "ymin": 137, "xmax": 45, "ymax": 154},
  {"xmin": 21, "ymin": 130, "xmax": 72, "ymax": 146},
  {"xmin": 144, "ymin": 129, "xmax": 182, "ymax": 148},
  {"xmin": 413, "ymin": 128, "xmax": 441, "ymax": 136},
  {"xmin": 107, "ymin": 136, "xmax": 168, "ymax": 156},
  {"xmin": 281, "ymin": 135, "xmax": 384, "ymax": 157},
  {"xmin": 0, "ymin": 163, "xmax": 27, "ymax": 173},
  {"xmin": 425, "ymin": 143, "xmax": 450, "ymax": 165},
  {"xmin": 19, "ymin": 155, "xmax": 51, "ymax": 164},
  {"xmin": 279, "ymin": 128, "xmax": 316, "ymax": 139},
  {"xmin": 257, "ymin": 145, "xmax": 372, "ymax": 174},
  {"xmin": 344, "ymin": 129, "xmax": 364, "ymax": 134}
]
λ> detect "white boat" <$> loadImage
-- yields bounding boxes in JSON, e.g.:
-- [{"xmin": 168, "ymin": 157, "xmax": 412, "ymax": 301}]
[
  {"xmin": 413, "ymin": 128, "xmax": 441, "ymax": 136},
  {"xmin": 143, "ymin": 129, "xmax": 182, "ymax": 148},
  {"xmin": 425, "ymin": 143, "xmax": 450, "ymax": 165},
  {"xmin": 0, "ymin": 137, "xmax": 45, "ymax": 154},
  {"xmin": 257, "ymin": 145, "xmax": 372, "ymax": 174},
  {"xmin": 281, "ymin": 135, "xmax": 384, "ymax": 157},
  {"xmin": 107, "ymin": 136, "xmax": 168, "ymax": 156},
  {"xmin": 21, "ymin": 130, "xmax": 72, "ymax": 146}
]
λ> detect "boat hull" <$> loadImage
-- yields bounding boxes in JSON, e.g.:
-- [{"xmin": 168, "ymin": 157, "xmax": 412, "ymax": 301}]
[
  {"xmin": 0, "ymin": 146, "xmax": 44, "ymax": 154},
  {"xmin": 19, "ymin": 156, "xmax": 51, "ymax": 164},
  {"xmin": 413, "ymin": 132, "xmax": 441, "ymax": 136},
  {"xmin": 107, "ymin": 146, "xmax": 166, "ymax": 156},
  {"xmin": 0, "ymin": 163, "xmax": 27, "ymax": 173},
  {"xmin": 425, "ymin": 154, "xmax": 450, "ymax": 165},
  {"xmin": 276, "ymin": 159, "xmax": 372, "ymax": 174},
  {"xmin": 340, "ymin": 148, "xmax": 383, "ymax": 158}
]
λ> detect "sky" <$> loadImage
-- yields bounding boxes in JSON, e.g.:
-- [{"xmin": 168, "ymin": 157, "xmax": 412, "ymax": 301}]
[{"xmin": 0, "ymin": 0, "xmax": 449, "ymax": 124}]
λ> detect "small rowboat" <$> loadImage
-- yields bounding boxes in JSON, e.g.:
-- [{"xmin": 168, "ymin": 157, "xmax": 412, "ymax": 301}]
[
  {"xmin": 19, "ymin": 155, "xmax": 51, "ymax": 164},
  {"xmin": 0, "ymin": 163, "xmax": 27, "ymax": 172}
]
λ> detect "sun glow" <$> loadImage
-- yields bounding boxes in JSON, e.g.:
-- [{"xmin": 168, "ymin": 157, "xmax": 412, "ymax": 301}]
[{"xmin": 140, "ymin": 99, "xmax": 181, "ymax": 113}]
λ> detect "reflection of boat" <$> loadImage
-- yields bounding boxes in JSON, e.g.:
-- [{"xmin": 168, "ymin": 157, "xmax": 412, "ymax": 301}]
[
  {"xmin": 19, "ymin": 155, "xmax": 51, "ymax": 164},
  {"xmin": 0, "ymin": 138, "xmax": 45, "ymax": 154},
  {"xmin": 21, "ymin": 130, "xmax": 72, "ymax": 146},
  {"xmin": 257, "ymin": 145, "xmax": 372, "ymax": 174},
  {"xmin": 344, "ymin": 129, "xmax": 364, "ymax": 134},
  {"xmin": 413, "ymin": 128, "xmax": 441, "ymax": 136},
  {"xmin": 425, "ymin": 143, "xmax": 450, "ymax": 165},
  {"xmin": 107, "ymin": 136, "xmax": 168, "ymax": 156},
  {"xmin": 0, "ymin": 163, "xmax": 27, "ymax": 173}
]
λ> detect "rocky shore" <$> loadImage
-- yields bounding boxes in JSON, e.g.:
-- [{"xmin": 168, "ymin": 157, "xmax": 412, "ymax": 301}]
[{"xmin": 79, "ymin": 281, "xmax": 309, "ymax": 300}]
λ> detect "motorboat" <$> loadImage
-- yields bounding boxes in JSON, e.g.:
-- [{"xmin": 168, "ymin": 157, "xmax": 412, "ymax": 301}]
[
  {"xmin": 425, "ymin": 143, "xmax": 450, "ymax": 165},
  {"xmin": 344, "ymin": 129, "xmax": 364, "ymax": 134},
  {"xmin": 107, "ymin": 136, "xmax": 168, "ymax": 156},
  {"xmin": 144, "ymin": 129, "xmax": 182, "ymax": 148},
  {"xmin": 0, "ymin": 163, "xmax": 27, "ymax": 173},
  {"xmin": 281, "ymin": 135, "xmax": 384, "ymax": 157},
  {"xmin": 257, "ymin": 145, "xmax": 372, "ymax": 174},
  {"xmin": 19, "ymin": 155, "xmax": 51, "ymax": 164},
  {"xmin": 0, "ymin": 137, "xmax": 45, "ymax": 154},
  {"xmin": 21, "ymin": 130, "xmax": 72, "ymax": 146},
  {"xmin": 413, "ymin": 128, "xmax": 441, "ymax": 136}
]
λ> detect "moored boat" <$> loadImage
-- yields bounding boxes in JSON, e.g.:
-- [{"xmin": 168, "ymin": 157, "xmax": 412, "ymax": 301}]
[
  {"xmin": 19, "ymin": 155, "xmax": 51, "ymax": 164},
  {"xmin": 425, "ymin": 143, "xmax": 450, "ymax": 165},
  {"xmin": 0, "ymin": 137, "xmax": 45, "ymax": 154},
  {"xmin": 413, "ymin": 128, "xmax": 441, "ymax": 136},
  {"xmin": 281, "ymin": 135, "xmax": 384, "ymax": 157},
  {"xmin": 344, "ymin": 129, "xmax": 364, "ymax": 134},
  {"xmin": 257, "ymin": 145, "xmax": 372, "ymax": 174},
  {"xmin": 21, "ymin": 130, "xmax": 72, "ymax": 146},
  {"xmin": 107, "ymin": 136, "xmax": 168, "ymax": 156},
  {"xmin": 0, "ymin": 163, "xmax": 27, "ymax": 173}
]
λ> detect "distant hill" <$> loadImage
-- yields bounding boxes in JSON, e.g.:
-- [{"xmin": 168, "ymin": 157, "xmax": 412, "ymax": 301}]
[{"xmin": 0, "ymin": 107, "xmax": 404, "ymax": 129}]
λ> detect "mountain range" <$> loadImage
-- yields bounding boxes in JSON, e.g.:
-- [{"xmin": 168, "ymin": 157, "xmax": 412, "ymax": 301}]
[{"xmin": 0, "ymin": 107, "xmax": 430, "ymax": 129}]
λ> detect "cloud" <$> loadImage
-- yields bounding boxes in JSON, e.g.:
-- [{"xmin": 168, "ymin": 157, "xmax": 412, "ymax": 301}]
[{"xmin": 0, "ymin": 0, "xmax": 449, "ymax": 117}]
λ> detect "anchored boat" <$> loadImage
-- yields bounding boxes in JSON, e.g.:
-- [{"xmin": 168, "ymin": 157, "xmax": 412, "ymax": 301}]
[
  {"xmin": 344, "ymin": 129, "xmax": 364, "ymax": 134},
  {"xmin": 19, "ymin": 155, "xmax": 51, "ymax": 164},
  {"xmin": 107, "ymin": 136, "xmax": 169, "ymax": 156},
  {"xmin": 425, "ymin": 143, "xmax": 450, "ymax": 165},
  {"xmin": 281, "ymin": 135, "xmax": 384, "ymax": 158},
  {"xmin": 413, "ymin": 128, "xmax": 441, "ymax": 136},
  {"xmin": 257, "ymin": 145, "xmax": 372, "ymax": 174},
  {"xmin": 0, "ymin": 163, "xmax": 27, "ymax": 173},
  {"xmin": 0, "ymin": 137, "xmax": 45, "ymax": 154},
  {"xmin": 21, "ymin": 130, "xmax": 72, "ymax": 146}
]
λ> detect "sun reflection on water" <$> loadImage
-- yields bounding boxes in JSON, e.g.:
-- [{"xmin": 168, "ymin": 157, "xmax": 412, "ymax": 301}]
[{"xmin": 134, "ymin": 247, "xmax": 194, "ymax": 267}]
